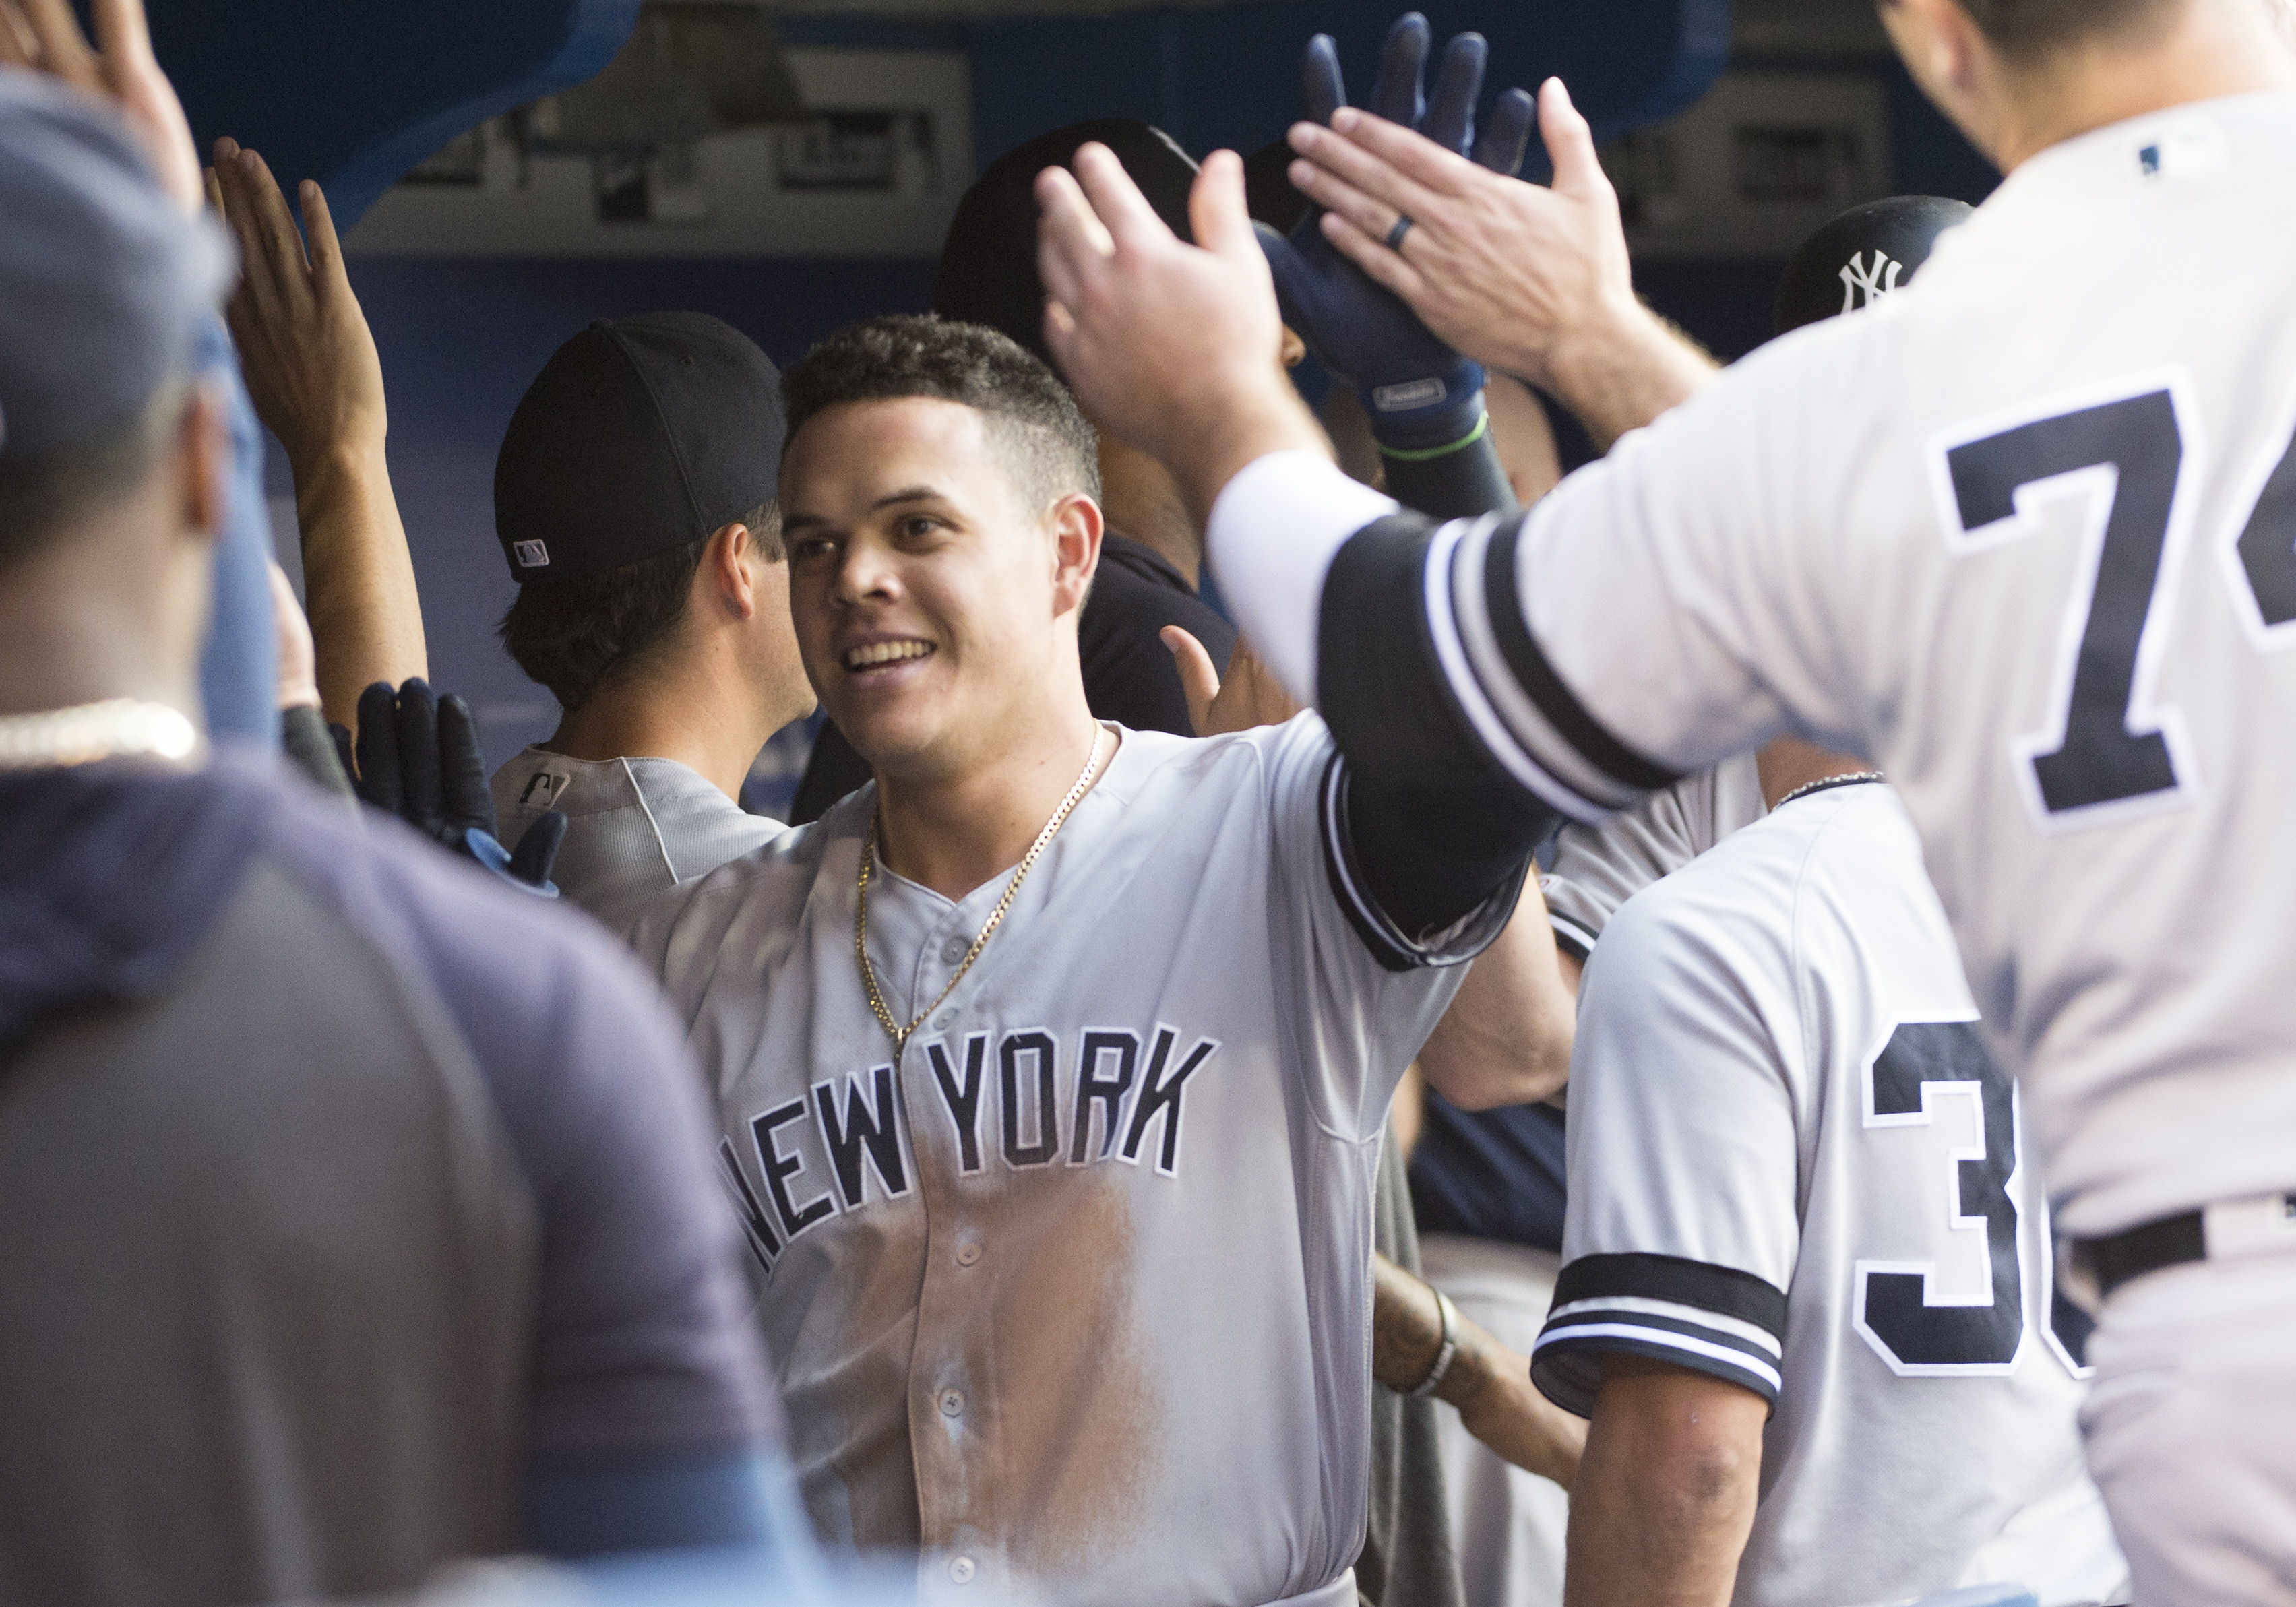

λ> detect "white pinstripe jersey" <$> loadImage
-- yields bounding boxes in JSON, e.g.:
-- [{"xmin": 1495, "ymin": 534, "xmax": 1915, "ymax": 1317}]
[
  {"xmin": 1534, "ymin": 782, "xmax": 2125, "ymax": 1607},
  {"xmin": 1241, "ymin": 94, "xmax": 2296, "ymax": 1238}
]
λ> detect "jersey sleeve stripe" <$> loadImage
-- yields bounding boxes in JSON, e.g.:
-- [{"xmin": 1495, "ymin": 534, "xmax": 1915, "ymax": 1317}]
[
  {"xmin": 1530, "ymin": 1318, "xmax": 1785, "ymax": 1418},
  {"xmin": 1443, "ymin": 516, "xmax": 1656, "ymax": 814},
  {"xmin": 1316, "ymin": 752, "xmax": 1520, "ymax": 972},
  {"xmin": 1553, "ymin": 1251, "xmax": 1789, "ymax": 1340},
  {"xmin": 1472, "ymin": 515, "xmax": 1683, "ymax": 796},
  {"xmin": 1407, "ymin": 517, "xmax": 1625, "ymax": 821}
]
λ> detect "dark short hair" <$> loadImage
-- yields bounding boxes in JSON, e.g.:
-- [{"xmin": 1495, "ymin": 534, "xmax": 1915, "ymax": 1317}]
[
  {"xmin": 498, "ymin": 499, "xmax": 777, "ymax": 711},
  {"xmin": 1907, "ymin": 0, "xmax": 2173, "ymax": 60},
  {"xmin": 0, "ymin": 381, "xmax": 183, "ymax": 572},
  {"xmin": 782, "ymin": 314, "xmax": 1101, "ymax": 513}
]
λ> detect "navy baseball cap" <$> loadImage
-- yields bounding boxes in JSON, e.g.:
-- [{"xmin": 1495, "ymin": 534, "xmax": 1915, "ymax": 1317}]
[
  {"xmin": 1774, "ymin": 195, "xmax": 1975, "ymax": 336},
  {"xmin": 493, "ymin": 312, "xmax": 787, "ymax": 586},
  {"xmin": 0, "ymin": 69, "xmax": 232, "ymax": 462},
  {"xmin": 934, "ymin": 119, "xmax": 1198, "ymax": 371}
]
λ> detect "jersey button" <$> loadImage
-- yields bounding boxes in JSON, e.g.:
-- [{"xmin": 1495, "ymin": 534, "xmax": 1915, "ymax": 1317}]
[
  {"xmin": 940, "ymin": 937, "xmax": 970, "ymax": 965},
  {"xmin": 933, "ymin": 1010, "xmax": 957, "ymax": 1030},
  {"xmin": 956, "ymin": 1241, "xmax": 982, "ymax": 1267},
  {"xmin": 939, "ymin": 1388, "xmax": 965, "ymax": 1416},
  {"xmin": 948, "ymin": 1556, "xmax": 977, "ymax": 1585}
]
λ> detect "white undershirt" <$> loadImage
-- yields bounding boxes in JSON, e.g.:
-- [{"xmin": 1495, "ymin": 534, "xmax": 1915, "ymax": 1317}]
[{"xmin": 1204, "ymin": 450, "xmax": 1398, "ymax": 707}]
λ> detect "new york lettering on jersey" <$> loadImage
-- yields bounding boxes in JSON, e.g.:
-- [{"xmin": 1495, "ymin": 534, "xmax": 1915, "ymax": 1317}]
[
  {"xmin": 718, "ymin": 1022, "xmax": 1221, "ymax": 1266},
  {"xmin": 632, "ymin": 717, "xmax": 1501, "ymax": 1607}
]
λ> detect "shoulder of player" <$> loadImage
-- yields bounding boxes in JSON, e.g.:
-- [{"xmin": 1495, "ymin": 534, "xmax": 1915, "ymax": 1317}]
[
  {"xmin": 1592, "ymin": 804, "xmax": 1815, "ymax": 980},
  {"xmin": 621, "ymin": 797, "xmax": 847, "ymax": 953},
  {"xmin": 1092, "ymin": 714, "xmax": 1328, "ymax": 800},
  {"xmin": 239, "ymin": 753, "xmax": 680, "ymax": 1045}
]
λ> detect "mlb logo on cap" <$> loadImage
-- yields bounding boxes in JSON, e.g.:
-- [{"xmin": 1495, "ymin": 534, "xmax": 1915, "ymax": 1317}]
[{"xmin": 513, "ymin": 540, "xmax": 550, "ymax": 569}]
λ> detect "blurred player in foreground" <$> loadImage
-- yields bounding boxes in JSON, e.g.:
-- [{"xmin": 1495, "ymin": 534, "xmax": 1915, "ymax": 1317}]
[
  {"xmin": 1035, "ymin": 0, "xmax": 2296, "ymax": 1597},
  {"xmin": 0, "ymin": 21, "xmax": 811, "ymax": 1604}
]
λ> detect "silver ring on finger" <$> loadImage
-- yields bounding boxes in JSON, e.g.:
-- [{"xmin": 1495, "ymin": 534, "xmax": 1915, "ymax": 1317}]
[{"xmin": 1385, "ymin": 214, "xmax": 1415, "ymax": 252}]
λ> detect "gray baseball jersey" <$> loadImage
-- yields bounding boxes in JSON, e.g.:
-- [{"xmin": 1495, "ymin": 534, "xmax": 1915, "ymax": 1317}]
[
  {"xmin": 492, "ymin": 749, "xmax": 782, "ymax": 931},
  {"xmin": 1212, "ymin": 93, "xmax": 2296, "ymax": 1239},
  {"xmin": 1539, "ymin": 755, "xmax": 1764, "ymax": 957},
  {"xmin": 627, "ymin": 716, "xmax": 1510, "ymax": 1607},
  {"xmin": 1534, "ymin": 782, "xmax": 2125, "ymax": 1607}
]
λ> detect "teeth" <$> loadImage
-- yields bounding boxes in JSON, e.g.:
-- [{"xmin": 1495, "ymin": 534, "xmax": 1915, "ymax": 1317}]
[{"xmin": 846, "ymin": 640, "xmax": 935, "ymax": 669}]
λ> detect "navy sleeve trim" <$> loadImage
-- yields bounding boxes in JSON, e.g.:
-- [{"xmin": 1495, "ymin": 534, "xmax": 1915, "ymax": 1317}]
[
  {"xmin": 1322, "ymin": 513, "xmax": 1679, "ymax": 825},
  {"xmin": 1320, "ymin": 513, "xmax": 1520, "ymax": 792},
  {"xmin": 1547, "ymin": 909, "xmax": 1597, "ymax": 962},
  {"xmin": 1532, "ymin": 1309, "xmax": 1783, "ymax": 1416},
  {"xmin": 1318, "ymin": 751, "xmax": 1524, "ymax": 974},
  {"xmin": 1479, "ymin": 517, "xmax": 1679, "ymax": 794},
  {"xmin": 1532, "ymin": 1253, "xmax": 1789, "ymax": 1416},
  {"xmin": 1553, "ymin": 1251, "xmax": 1789, "ymax": 1337}
]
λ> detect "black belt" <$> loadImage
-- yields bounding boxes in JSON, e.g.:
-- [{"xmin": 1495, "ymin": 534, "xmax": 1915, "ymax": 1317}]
[{"xmin": 2079, "ymin": 1210, "xmax": 2206, "ymax": 1300}]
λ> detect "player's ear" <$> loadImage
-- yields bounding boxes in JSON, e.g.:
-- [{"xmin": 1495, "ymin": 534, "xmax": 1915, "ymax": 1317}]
[
  {"xmin": 704, "ymin": 519, "xmax": 760, "ymax": 621},
  {"xmin": 1049, "ymin": 491, "xmax": 1104, "ymax": 619}
]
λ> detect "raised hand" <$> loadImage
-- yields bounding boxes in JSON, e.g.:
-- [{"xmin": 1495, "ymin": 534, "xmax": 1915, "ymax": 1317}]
[
  {"xmin": 207, "ymin": 144, "xmax": 389, "ymax": 474},
  {"xmin": 208, "ymin": 140, "xmax": 426, "ymax": 732},
  {"xmin": 1035, "ymin": 142, "xmax": 1327, "ymax": 527},
  {"xmin": 1286, "ymin": 72, "xmax": 1716, "ymax": 447},
  {"xmin": 0, "ymin": 0, "xmax": 202, "ymax": 214},
  {"xmin": 1260, "ymin": 14, "xmax": 1534, "ymax": 451}
]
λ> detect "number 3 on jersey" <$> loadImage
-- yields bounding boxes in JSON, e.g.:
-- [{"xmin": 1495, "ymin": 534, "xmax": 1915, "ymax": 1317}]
[
  {"xmin": 1852, "ymin": 1019, "xmax": 2090, "ymax": 1379},
  {"xmin": 1941, "ymin": 377, "xmax": 2296, "ymax": 823}
]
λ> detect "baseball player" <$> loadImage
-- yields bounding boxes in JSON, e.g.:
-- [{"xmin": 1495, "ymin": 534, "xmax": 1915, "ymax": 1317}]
[
  {"xmin": 0, "ymin": 46, "xmax": 809, "ymax": 1607},
  {"xmin": 1035, "ymin": 1, "xmax": 2296, "ymax": 1593},
  {"xmin": 1536, "ymin": 742, "xmax": 2126, "ymax": 1607},
  {"xmin": 487, "ymin": 315, "xmax": 816, "ymax": 928},
  {"xmin": 1377, "ymin": 195, "xmax": 1967, "ymax": 1607},
  {"xmin": 790, "ymin": 119, "xmax": 1243, "ymax": 823},
  {"xmin": 629, "ymin": 312, "xmax": 1559, "ymax": 1607}
]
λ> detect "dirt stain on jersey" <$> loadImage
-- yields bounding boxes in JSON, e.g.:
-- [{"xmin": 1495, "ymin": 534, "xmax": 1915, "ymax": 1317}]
[{"xmin": 983, "ymin": 1169, "xmax": 1164, "ymax": 1581}]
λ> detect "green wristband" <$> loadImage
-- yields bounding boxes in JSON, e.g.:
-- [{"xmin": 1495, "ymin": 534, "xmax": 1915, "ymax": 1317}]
[{"xmin": 1375, "ymin": 410, "xmax": 1491, "ymax": 463}]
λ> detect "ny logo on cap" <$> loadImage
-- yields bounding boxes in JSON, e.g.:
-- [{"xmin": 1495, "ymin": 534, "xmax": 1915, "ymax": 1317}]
[
  {"xmin": 514, "ymin": 539, "xmax": 551, "ymax": 569},
  {"xmin": 1838, "ymin": 251, "xmax": 1904, "ymax": 313}
]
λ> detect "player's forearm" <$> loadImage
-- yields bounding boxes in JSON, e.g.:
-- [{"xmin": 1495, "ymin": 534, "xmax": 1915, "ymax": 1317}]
[
  {"xmin": 1564, "ymin": 1360, "xmax": 1762, "ymax": 1607},
  {"xmin": 293, "ymin": 441, "xmax": 428, "ymax": 730},
  {"xmin": 1545, "ymin": 296, "xmax": 1720, "ymax": 453},
  {"xmin": 1417, "ymin": 877, "xmax": 1576, "ymax": 1110},
  {"xmin": 1373, "ymin": 1255, "xmax": 1584, "ymax": 1488}
]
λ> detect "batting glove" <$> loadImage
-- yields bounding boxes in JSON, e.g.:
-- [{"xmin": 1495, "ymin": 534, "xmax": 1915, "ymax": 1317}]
[
  {"xmin": 348, "ymin": 678, "xmax": 565, "ymax": 895},
  {"xmin": 1258, "ymin": 13, "xmax": 1534, "ymax": 453}
]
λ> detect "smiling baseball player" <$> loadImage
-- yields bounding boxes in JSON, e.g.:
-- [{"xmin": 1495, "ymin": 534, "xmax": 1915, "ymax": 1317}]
[
  {"xmin": 627, "ymin": 313, "xmax": 1555, "ymax": 1607},
  {"xmin": 1034, "ymin": 0, "xmax": 2296, "ymax": 1594}
]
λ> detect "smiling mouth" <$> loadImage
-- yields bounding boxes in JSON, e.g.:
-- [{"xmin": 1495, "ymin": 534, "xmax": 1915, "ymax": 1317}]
[{"xmin": 843, "ymin": 640, "xmax": 936, "ymax": 673}]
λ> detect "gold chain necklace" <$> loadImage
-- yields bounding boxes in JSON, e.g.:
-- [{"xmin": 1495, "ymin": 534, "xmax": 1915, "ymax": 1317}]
[
  {"xmin": 0, "ymin": 699, "xmax": 198, "ymax": 771},
  {"xmin": 857, "ymin": 726, "xmax": 1111, "ymax": 1056}
]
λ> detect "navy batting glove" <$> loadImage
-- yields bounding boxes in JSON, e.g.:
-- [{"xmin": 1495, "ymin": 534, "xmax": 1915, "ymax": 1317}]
[
  {"xmin": 348, "ymin": 677, "xmax": 563, "ymax": 897},
  {"xmin": 1261, "ymin": 14, "xmax": 1534, "ymax": 454}
]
